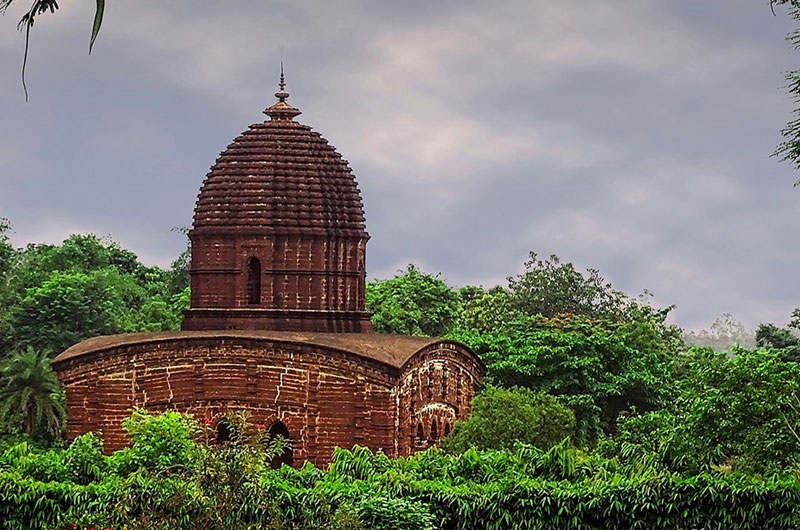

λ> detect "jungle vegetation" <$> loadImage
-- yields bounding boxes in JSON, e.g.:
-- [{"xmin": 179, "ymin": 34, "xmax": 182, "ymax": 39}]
[{"xmin": 3, "ymin": 220, "xmax": 800, "ymax": 528}]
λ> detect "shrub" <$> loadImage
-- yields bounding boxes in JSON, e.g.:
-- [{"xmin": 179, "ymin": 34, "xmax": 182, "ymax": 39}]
[{"xmin": 441, "ymin": 386, "xmax": 574, "ymax": 453}]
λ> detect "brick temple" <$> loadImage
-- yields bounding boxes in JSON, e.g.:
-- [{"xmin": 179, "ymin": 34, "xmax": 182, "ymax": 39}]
[{"xmin": 52, "ymin": 72, "xmax": 484, "ymax": 467}]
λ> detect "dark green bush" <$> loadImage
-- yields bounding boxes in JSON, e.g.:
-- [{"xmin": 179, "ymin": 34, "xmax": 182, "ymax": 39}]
[{"xmin": 441, "ymin": 386, "xmax": 575, "ymax": 453}]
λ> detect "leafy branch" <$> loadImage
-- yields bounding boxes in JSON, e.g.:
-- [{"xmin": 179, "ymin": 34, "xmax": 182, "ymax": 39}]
[{"xmin": 0, "ymin": 0, "xmax": 105, "ymax": 100}]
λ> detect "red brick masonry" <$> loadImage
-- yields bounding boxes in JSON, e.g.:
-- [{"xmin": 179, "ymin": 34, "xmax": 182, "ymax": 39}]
[{"xmin": 52, "ymin": 331, "xmax": 485, "ymax": 465}]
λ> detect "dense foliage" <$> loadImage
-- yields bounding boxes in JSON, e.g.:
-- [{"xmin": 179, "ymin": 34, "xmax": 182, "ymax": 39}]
[
  {"xmin": 441, "ymin": 386, "xmax": 574, "ymax": 453},
  {"xmin": 3, "ymin": 409, "xmax": 800, "ymax": 530},
  {"xmin": 756, "ymin": 308, "xmax": 800, "ymax": 362},
  {"xmin": 0, "ymin": 223, "xmax": 189, "ymax": 359},
  {"xmin": 618, "ymin": 347, "xmax": 800, "ymax": 475},
  {"xmin": 449, "ymin": 313, "xmax": 678, "ymax": 446},
  {"xmin": 365, "ymin": 264, "xmax": 461, "ymax": 336}
]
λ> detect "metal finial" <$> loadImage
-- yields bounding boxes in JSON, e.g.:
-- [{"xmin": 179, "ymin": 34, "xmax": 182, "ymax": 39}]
[
  {"xmin": 279, "ymin": 54, "xmax": 286, "ymax": 92},
  {"xmin": 265, "ymin": 48, "xmax": 301, "ymax": 120},
  {"xmin": 275, "ymin": 49, "xmax": 289, "ymax": 102}
]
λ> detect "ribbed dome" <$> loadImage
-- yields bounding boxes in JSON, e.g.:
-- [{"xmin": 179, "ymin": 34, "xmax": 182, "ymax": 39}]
[{"xmin": 192, "ymin": 111, "xmax": 367, "ymax": 236}]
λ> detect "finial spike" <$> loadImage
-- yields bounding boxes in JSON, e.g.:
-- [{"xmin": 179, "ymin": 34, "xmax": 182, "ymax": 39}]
[
  {"xmin": 265, "ymin": 48, "xmax": 301, "ymax": 121},
  {"xmin": 279, "ymin": 48, "xmax": 286, "ymax": 92}
]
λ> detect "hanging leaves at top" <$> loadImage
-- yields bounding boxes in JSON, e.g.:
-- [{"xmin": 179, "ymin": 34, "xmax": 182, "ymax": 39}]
[{"xmin": 0, "ymin": 0, "xmax": 106, "ymax": 100}]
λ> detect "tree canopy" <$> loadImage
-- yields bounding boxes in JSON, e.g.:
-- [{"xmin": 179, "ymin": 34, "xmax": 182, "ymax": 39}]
[{"xmin": 0, "ymin": 230, "xmax": 189, "ymax": 358}]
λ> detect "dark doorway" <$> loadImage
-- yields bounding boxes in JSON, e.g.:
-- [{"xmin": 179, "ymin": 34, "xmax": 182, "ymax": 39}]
[
  {"xmin": 246, "ymin": 257, "xmax": 262, "ymax": 305},
  {"xmin": 268, "ymin": 421, "xmax": 293, "ymax": 469}
]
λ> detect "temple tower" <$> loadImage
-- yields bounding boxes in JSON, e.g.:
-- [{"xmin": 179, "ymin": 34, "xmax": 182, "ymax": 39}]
[{"xmin": 182, "ymin": 70, "xmax": 373, "ymax": 332}]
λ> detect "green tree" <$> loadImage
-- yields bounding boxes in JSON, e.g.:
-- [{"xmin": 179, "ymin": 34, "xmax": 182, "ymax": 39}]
[
  {"xmin": 620, "ymin": 347, "xmax": 800, "ymax": 474},
  {"xmin": 770, "ymin": 0, "xmax": 800, "ymax": 183},
  {"xmin": 756, "ymin": 323, "xmax": 800, "ymax": 362},
  {"xmin": 441, "ymin": 386, "xmax": 574, "ymax": 453},
  {"xmin": 454, "ymin": 286, "xmax": 523, "ymax": 334},
  {"xmin": 507, "ymin": 252, "xmax": 633, "ymax": 321},
  {"xmin": 0, "ymin": 347, "xmax": 65, "ymax": 438},
  {"xmin": 1, "ymin": 232, "xmax": 187, "ymax": 356},
  {"xmin": 756, "ymin": 309, "xmax": 800, "ymax": 362},
  {"xmin": 449, "ymin": 313, "xmax": 678, "ymax": 446},
  {"xmin": 366, "ymin": 264, "xmax": 461, "ymax": 336},
  {"xmin": 11, "ymin": 269, "xmax": 132, "ymax": 354},
  {"xmin": 0, "ymin": 218, "xmax": 13, "ymax": 277}
]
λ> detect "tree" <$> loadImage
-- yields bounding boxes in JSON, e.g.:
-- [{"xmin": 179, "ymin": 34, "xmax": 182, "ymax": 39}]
[
  {"xmin": 365, "ymin": 264, "xmax": 461, "ymax": 336},
  {"xmin": 507, "ymin": 252, "xmax": 634, "ymax": 321},
  {"xmin": 0, "ymin": 347, "xmax": 65, "ymax": 438},
  {"xmin": 620, "ymin": 347, "xmax": 800, "ymax": 474},
  {"xmin": 770, "ymin": 0, "xmax": 800, "ymax": 183},
  {"xmin": 756, "ymin": 309, "xmax": 800, "ymax": 362},
  {"xmin": 0, "ymin": 231, "xmax": 188, "ymax": 356},
  {"xmin": 441, "ymin": 386, "xmax": 574, "ymax": 453},
  {"xmin": 11, "ymin": 269, "xmax": 132, "ymax": 354},
  {"xmin": 448, "ymin": 313, "xmax": 679, "ymax": 446},
  {"xmin": 454, "ymin": 286, "xmax": 524, "ymax": 335},
  {"xmin": 684, "ymin": 312, "xmax": 756, "ymax": 351}
]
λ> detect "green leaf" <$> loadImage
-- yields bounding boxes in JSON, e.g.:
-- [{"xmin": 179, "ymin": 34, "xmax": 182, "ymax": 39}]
[{"xmin": 89, "ymin": 0, "xmax": 104, "ymax": 54}]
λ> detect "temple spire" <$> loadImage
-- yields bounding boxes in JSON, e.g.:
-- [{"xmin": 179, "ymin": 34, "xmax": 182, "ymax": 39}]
[
  {"xmin": 276, "ymin": 58, "xmax": 289, "ymax": 101},
  {"xmin": 264, "ymin": 56, "xmax": 301, "ymax": 120}
]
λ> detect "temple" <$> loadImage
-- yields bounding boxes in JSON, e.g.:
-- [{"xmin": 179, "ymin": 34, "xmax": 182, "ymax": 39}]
[{"xmin": 52, "ymin": 71, "xmax": 484, "ymax": 466}]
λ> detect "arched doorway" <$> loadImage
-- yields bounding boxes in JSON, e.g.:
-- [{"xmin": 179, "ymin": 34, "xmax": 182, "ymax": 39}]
[
  {"xmin": 268, "ymin": 421, "xmax": 293, "ymax": 469},
  {"xmin": 246, "ymin": 257, "xmax": 262, "ymax": 305}
]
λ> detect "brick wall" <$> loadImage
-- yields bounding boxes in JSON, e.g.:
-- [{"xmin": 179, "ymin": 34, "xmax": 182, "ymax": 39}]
[
  {"xmin": 56, "ymin": 336, "xmax": 483, "ymax": 466},
  {"xmin": 184, "ymin": 232, "xmax": 372, "ymax": 332}
]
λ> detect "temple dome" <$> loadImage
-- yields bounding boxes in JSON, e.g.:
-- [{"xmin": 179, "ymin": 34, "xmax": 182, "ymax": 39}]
[
  {"xmin": 183, "ymin": 71, "xmax": 373, "ymax": 333},
  {"xmin": 192, "ymin": 87, "xmax": 367, "ymax": 237}
]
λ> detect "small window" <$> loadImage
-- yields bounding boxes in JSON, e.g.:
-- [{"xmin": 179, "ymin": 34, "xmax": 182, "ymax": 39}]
[
  {"xmin": 430, "ymin": 420, "xmax": 438, "ymax": 442},
  {"xmin": 246, "ymin": 257, "xmax": 261, "ymax": 305},
  {"xmin": 417, "ymin": 423, "xmax": 425, "ymax": 442}
]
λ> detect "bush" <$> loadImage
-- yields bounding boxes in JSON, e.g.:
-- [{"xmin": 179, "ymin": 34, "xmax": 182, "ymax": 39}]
[{"xmin": 441, "ymin": 386, "xmax": 574, "ymax": 453}]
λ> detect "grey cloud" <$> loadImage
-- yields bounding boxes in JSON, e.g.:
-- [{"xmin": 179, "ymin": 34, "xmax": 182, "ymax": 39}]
[{"xmin": 1, "ymin": 0, "xmax": 798, "ymax": 332}]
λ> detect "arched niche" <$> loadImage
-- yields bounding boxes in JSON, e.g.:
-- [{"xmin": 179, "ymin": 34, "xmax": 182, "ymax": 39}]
[
  {"xmin": 268, "ymin": 421, "xmax": 293, "ymax": 469},
  {"xmin": 246, "ymin": 257, "xmax": 262, "ymax": 305},
  {"xmin": 216, "ymin": 419, "xmax": 233, "ymax": 444}
]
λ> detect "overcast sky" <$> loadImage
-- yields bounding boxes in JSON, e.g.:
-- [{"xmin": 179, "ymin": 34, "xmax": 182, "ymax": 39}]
[{"xmin": 1, "ymin": 0, "xmax": 798, "ymax": 332}]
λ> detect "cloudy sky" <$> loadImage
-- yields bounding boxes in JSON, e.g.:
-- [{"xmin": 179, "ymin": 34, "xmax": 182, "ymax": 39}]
[{"xmin": 1, "ymin": 0, "xmax": 798, "ymax": 332}]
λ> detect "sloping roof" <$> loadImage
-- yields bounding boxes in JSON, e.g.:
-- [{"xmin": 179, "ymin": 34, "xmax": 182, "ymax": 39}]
[{"xmin": 51, "ymin": 331, "xmax": 451, "ymax": 370}]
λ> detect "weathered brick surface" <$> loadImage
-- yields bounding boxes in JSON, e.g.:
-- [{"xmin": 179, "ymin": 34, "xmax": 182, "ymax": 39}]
[{"xmin": 54, "ymin": 335, "xmax": 484, "ymax": 466}]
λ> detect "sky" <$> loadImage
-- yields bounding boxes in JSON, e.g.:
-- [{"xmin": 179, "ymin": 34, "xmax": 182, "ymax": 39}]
[{"xmin": 0, "ymin": 0, "xmax": 798, "ymax": 332}]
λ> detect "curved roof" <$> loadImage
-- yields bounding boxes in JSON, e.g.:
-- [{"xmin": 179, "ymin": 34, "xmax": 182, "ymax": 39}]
[
  {"xmin": 191, "ymin": 84, "xmax": 367, "ymax": 236},
  {"xmin": 51, "ymin": 331, "xmax": 481, "ymax": 371}
]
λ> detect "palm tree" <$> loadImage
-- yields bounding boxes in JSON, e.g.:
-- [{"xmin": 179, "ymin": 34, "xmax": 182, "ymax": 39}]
[{"xmin": 0, "ymin": 347, "xmax": 65, "ymax": 437}]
